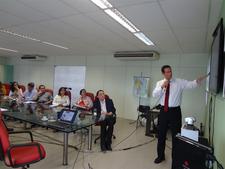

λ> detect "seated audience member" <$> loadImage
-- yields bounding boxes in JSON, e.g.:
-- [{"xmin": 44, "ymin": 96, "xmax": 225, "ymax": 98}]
[
  {"xmin": 53, "ymin": 87, "xmax": 70, "ymax": 107},
  {"xmin": 75, "ymin": 89, "xmax": 93, "ymax": 109},
  {"xmin": 93, "ymin": 90, "xmax": 116, "ymax": 152},
  {"xmin": 33, "ymin": 85, "xmax": 52, "ymax": 104},
  {"xmin": 9, "ymin": 81, "xmax": 24, "ymax": 103},
  {"xmin": 24, "ymin": 82, "xmax": 37, "ymax": 101}
]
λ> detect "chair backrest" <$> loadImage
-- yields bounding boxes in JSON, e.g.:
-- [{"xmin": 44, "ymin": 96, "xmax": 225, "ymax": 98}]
[
  {"xmin": 18, "ymin": 85, "xmax": 26, "ymax": 93},
  {"xmin": 138, "ymin": 105, "xmax": 150, "ymax": 113},
  {"xmin": 3, "ymin": 84, "xmax": 10, "ymax": 96},
  {"xmin": 0, "ymin": 119, "xmax": 10, "ymax": 155},
  {"xmin": 42, "ymin": 89, "xmax": 53, "ymax": 96},
  {"xmin": 65, "ymin": 90, "xmax": 71, "ymax": 108},
  {"xmin": 86, "ymin": 92, "xmax": 94, "ymax": 102}
]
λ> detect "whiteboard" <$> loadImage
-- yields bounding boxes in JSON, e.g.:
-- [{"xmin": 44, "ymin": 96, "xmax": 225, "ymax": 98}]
[{"xmin": 54, "ymin": 66, "xmax": 86, "ymax": 103}]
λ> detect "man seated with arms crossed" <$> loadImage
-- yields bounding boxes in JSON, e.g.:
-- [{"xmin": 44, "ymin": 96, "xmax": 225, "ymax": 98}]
[
  {"xmin": 24, "ymin": 82, "xmax": 37, "ymax": 101},
  {"xmin": 33, "ymin": 85, "xmax": 53, "ymax": 105},
  {"xmin": 93, "ymin": 90, "xmax": 116, "ymax": 152}
]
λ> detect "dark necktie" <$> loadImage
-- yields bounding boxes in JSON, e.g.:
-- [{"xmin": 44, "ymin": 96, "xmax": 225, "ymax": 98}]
[{"xmin": 164, "ymin": 82, "xmax": 170, "ymax": 112}]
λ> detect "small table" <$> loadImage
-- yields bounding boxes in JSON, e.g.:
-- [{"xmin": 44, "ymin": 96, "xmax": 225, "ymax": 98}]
[
  {"xmin": 145, "ymin": 108, "xmax": 160, "ymax": 137},
  {"xmin": 1, "ymin": 101, "xmax": 96, "ymax": 165}
]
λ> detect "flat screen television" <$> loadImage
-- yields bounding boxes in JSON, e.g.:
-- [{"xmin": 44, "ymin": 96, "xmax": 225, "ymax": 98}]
[{"xmin": 209, "ymin": 18, "xmax": 224, "ymax": 94}]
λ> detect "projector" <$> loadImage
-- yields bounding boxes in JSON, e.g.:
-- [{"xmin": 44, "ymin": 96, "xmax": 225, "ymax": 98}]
[
  {"xmin": 184, "ymin": 117, "xmax": 196, "ymax": 125},
  {"xmin": 181, "ymin": 117, "xmax": 199, "ymax": 141}
]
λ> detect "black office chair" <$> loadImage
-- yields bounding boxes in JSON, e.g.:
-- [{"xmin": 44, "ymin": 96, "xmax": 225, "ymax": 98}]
[{"xmin": 136, "ymin": 105, "xmax": 150, "ymax": 128}]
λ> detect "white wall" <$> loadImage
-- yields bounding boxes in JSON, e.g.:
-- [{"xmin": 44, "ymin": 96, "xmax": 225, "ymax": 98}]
[
  {"xmin": 0, "ymin": 56, "xmax": 7, "ymax": 64},
  {"xmin": 7, "ymin": 53, "xmax": 208, "ymax": 126}
]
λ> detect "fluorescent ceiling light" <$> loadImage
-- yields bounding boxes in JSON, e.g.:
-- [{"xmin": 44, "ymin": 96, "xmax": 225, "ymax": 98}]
[
  {"xmin": 42, "ymin": 41, "xmax": 69, "ymax": 49},
  {"xmin": 104, "ymin": 9, "xmax": 139, "ymax": 33},
  {"xmin": 134, "ymin": 32, "xmax": 154, "ymax": 46},
  {"xmin": 0, "ymin": 28, "xmax": 40, "ymax": 42},
  {"xmin": 0, "ymin": 47, "xmax": 18, "ymax": 53},
  {"xmin": 90, "ymin": 0, "xmax": 113, "ymax": 9},
  {"xmin": 0, "ymin": 27, "xmax": 69, "ymax": 50}
]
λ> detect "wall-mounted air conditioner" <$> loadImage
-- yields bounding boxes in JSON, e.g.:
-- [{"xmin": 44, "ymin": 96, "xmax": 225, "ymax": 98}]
[
  {"xmin": 21, "ymin": 55, "xmax": 47, "ymax": 61},
  {"xmin": 114, "ymin": 51, "xmax": 160, "ymax": 61}
]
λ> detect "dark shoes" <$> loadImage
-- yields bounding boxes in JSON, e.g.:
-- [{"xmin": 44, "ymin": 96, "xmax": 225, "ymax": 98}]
[
  {"xmin": 101, "ymin": 143, "xmax": 112, "ymax": 152},
  {"xmin": 101, "ymin": 145, "xmax": 107, "ymax": 152},
  {"xmin": 106, "ymin": 144, "xmax": 112, "ymax": 151},
  {"xmin": 154, "ymin": 156, "xmax": 165, "ymax": 164}
]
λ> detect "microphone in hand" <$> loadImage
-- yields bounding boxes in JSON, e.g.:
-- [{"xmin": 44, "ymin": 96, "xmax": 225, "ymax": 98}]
[{"xmin": 161, "ymin": 80, "xmax": 169, "ymax": 90}]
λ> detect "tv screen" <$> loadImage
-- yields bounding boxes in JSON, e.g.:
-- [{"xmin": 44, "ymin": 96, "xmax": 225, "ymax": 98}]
[{"xmin": 209, "ymin": 18, "xmax": 224, "ymax": 93}]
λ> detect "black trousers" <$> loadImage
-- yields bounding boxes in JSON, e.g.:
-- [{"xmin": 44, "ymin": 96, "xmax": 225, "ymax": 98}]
[
  {"xmin": 100, "ymin": 117, "xmax": 115, "ymax": 147},
  {"xmin": 157, "ymin": 106, "xmax": 182, "ymax": 168}
]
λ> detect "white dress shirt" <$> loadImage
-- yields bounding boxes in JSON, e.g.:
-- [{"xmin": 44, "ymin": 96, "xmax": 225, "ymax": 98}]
[
  {"xmin": 152, "ymin": 78, "xmax": 198, "ymax": 107},
  {"xmin": 100, "ymin": 99, "xmax": 107, "ymax": 113},
  {"xmin": 53, "ymin": 95, "xmax": 70, "ymax": 107},
  {"xmin": 99, "ymin": 99, "xmax": 107, "ymax": 120},
  {"xmin": 24, "ymin": 89, "xmax": 37, "ymax": 101}
]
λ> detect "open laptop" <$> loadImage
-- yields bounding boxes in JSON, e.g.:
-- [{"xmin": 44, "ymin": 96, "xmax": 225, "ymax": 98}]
[{"xmin": 48, "ymin": 109, "xmax": 78, "ymax": 129}]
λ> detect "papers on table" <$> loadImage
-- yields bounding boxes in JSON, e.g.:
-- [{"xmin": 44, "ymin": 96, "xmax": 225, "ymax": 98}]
[
  {"xmin": 23, "ymin": 101, "xmax": 37, "ymax": 104},
  {"xmin": 49, "ymin": 104, "xmax": 58, "ymax": 108},
  {"xmin": 74, "ymin": 104, "xmax": 88, "ymax": 110},
  {"xmin": 0, "ymin": 108, "xmax": 8, "ymax": 112}
]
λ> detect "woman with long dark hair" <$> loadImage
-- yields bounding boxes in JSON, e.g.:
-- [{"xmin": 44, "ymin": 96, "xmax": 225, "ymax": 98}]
[{"xmin": 9, "ymin": 81, "xmax": 24, "ymax": 102}]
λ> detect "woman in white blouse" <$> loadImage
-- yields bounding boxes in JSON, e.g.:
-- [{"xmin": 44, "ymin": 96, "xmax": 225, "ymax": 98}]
[
  {"xmin": 53, "ymin": 87, "xmax": 70, "ymax": 107},
  {"xmin": 75, "ymin": 89, "xmax": 93, "ymax": 109}
]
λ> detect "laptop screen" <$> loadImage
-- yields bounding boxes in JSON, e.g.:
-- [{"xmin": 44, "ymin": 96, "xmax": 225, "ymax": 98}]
[{"xmin": 58, "ymin": 109, "xmax": 77, "ymax": 123}]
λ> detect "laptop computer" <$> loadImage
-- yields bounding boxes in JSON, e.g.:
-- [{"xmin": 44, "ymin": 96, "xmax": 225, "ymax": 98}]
[{"xmin": 48, "ymin": 109, "xmax": 78, "ymax": 129}]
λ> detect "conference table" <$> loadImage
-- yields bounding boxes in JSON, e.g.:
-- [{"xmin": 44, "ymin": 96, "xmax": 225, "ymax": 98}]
[{"xmin": 0, "ymin": 99, "xmax": 96, "ymax": 165}]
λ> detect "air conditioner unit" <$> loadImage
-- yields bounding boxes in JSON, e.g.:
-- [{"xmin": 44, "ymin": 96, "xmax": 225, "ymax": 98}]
[
  {"xmin": 114, "ymin": 51, "xmax": 160, "ymax": 61},
  {"xmin": 21, "ymin": 55, "xmax": 47, "ymax": 61}
]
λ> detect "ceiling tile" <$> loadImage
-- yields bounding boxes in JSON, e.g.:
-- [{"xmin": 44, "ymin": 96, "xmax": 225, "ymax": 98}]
[
  {"xmin": 160, "ymin": 0, "xmax": 210, "ymax": 29},
  {"xmin": 0, "ymin": 11, "xmax": 29, "ymax": 28},
  {"xmin": 61, "ymin": 0, "xmax": 101, "ymax": 13},
  {"xmin": 19, "ymin": 0, "xmax": 80, "ymax": 18},
  {"xmin": 181, "ymin": 42, "xmax": 205, "ymax": 53},
  {"xmin": 175, "ymin": 28, "xmax": 207, "ymax": 44},
  {"xmin": 109, "ymin": 0, "xmax": 156, "ymax": 7},
  {"xmin": 145, "ymin": 30, "xmax": 181, "ymax": 54},
  {"xmin": 118, "ymin": 2, "xmax": 169, "ymax": 31},
  {"xmin": 0, "ymin": 0, "xmax": 52, "ymax": 22}
]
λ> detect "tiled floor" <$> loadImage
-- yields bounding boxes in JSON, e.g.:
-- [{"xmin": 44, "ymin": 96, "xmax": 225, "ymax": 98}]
[{"xmin": 0, "ymin": 118, "xmax": 172, "ymax": 169}]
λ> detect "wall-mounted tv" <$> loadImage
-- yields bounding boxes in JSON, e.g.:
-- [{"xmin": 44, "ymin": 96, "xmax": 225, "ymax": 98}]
[{"xmin": 209, "ymin": 18, "xmax": 224, "ymax": 94}]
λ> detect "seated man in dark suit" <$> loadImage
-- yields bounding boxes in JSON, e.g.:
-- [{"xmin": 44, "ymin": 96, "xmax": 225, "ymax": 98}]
[{"xmin": 93, "ymin": 90, "xmax": 116, "ymax": 152}]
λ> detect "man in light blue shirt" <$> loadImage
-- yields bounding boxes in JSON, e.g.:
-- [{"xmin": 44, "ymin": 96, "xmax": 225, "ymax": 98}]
[{"xmin": 24, "ymin": 82, "xmax": 37, "ymax": 101}]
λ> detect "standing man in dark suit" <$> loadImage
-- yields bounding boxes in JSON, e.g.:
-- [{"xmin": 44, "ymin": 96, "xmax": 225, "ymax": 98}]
[
  {"xmin": 152, "ymin": 65, "xmax": 207, "ymax": 168},
  {"xmin": 93, "ymin": 90, "xmax": 116, "ymax": 152}
]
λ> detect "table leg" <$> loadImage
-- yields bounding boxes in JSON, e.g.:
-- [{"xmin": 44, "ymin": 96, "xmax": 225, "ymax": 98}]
[
  {"xmin": 88, "ymin": 125, "xmax": 93, "ymax": 150},
  {"xmin": 63, "ymin": 133, "xmax": 69, "ymax": 165}
]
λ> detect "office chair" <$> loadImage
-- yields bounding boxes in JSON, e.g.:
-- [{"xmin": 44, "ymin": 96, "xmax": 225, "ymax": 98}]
[
  {"xmin": 93, "ymin": 94, "xmax": 116, "ymax": 144},
  {"xmin": 18, "ymin": 85, "xmax": 26, "ymax": 93},
  {"xmin": 3, "ymin": 83, "xmax": 10, "ymax": 95},
  {"xmin": 136, "ymin": 105, "xmax": 150, "ymax": 128},
  {"xmin": 85, "ymin": 92, "xmax": 94, "ymax": 103},
  {"xmin": 0, "ymin": 116, "xmax": 46, "ymax": 168},
  {"xmin": 65, "ymin": 90, "xmax": 71, "ymax": 108}
]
